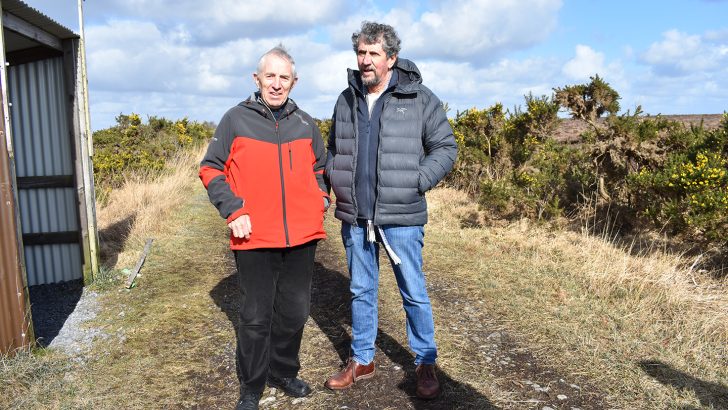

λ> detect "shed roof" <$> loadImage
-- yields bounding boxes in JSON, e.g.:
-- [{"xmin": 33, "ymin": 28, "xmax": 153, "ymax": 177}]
[{"xmin": 2, "ymin": 0, "xmax": 78, "ymax": 40}]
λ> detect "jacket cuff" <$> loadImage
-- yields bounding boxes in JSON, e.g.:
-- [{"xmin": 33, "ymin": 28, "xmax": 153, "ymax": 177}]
[{"xmin": 226, "ymin": 206, "xmax": 247, "ymax": 224}]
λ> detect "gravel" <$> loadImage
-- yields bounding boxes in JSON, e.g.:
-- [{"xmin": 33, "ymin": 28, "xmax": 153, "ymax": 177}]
[{"xmin": 29, "ymin": 280, "xmax": 104, "ymax": 356}]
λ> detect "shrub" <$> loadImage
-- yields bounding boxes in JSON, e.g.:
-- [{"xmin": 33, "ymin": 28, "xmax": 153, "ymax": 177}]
[
  {"xmin": 315, "ymin": 118, "xmax": 332, "ymax": 145},
  {"xmin": 445, "ymin": 95, "xmax": 569, "ymax": 220},
  {"xmin": 93, "ymin": 113, "xmax": 214, "ymax": 201},
  {"xmin": 448, "ymin": 104, "xmax": 509, "ymax": 194},
  {"xmin": 628, "ymin": 117, "xmax": 728, "ymax": 241},
  {"xmin": 436, "ymin": 75, "xmax": 727, "ymax": 246}
]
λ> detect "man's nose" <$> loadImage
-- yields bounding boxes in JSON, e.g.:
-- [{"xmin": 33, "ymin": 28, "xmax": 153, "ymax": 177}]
[{"xmin": 272, "ymin": 77, "xmax": 282, "ymax": 88}]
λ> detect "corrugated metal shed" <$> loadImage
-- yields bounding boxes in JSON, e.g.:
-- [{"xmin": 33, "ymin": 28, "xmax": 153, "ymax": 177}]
[
  {"xmin": 9, "ymin": 56, "xmax": 83, "ymax": 286},
  {"xmin": 0, "ymin": 0, "xmax": 97, "ymax": 354},
  {"xmin": 1, "ymin": 99, "xmax": 31, "ymax": 353},
  {"xmin": 2, "ymin": 0, "xmax": 77, "ymax": 40}
]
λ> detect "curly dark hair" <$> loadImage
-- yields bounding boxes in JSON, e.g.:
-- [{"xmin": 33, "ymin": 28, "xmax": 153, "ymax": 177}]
[{"xmin": 351, "ymin": 21, "xmax": 401, "ymax": 58}]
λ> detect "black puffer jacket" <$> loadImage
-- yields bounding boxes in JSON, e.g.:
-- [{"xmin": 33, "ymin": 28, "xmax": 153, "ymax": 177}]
[{"xmin": 325, "ymin": 58, "xmax": 457, "ymax": 226}]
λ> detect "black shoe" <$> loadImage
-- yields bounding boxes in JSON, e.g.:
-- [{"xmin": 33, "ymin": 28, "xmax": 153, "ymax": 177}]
[
  {"xmin": 235, "ymin": 391, "xmax": 261, "ymax": 410},
  {"xmin": 267, "ymin": 375, "xmax": 312, "ymax": 398}
]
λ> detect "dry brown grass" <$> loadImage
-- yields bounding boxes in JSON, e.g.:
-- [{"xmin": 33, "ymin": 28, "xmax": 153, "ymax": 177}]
[
  {"xmin": 424, "ymin": 187, "xmax": 727, "ymax": 408},
  {"xmin": 97, "ymin": 144, "xmax": 209, "ymax": 269}
]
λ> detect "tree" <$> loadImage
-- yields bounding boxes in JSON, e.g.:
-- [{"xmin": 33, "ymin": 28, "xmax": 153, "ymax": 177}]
[{"xmin": 554, "ymin": 75, "xmax": 620, "ymax": 130}]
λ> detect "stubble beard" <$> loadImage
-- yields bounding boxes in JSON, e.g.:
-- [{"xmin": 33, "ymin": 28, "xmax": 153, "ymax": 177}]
[{"xmin": 361, "ymin": 72, "xmax": 380, "ymax": 87}]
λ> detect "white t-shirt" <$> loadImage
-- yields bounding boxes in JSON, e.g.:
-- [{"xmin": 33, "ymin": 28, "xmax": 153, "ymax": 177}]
[{"xmin": 366, "ymin": 89, "xmax": 384, "ymax": 117}]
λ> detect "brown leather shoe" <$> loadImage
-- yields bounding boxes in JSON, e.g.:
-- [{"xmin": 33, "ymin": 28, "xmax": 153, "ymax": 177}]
[
  {"xmin": 415, "ymin": 364, "xmax": 441, "ymax": 399},
  {"xmin": 324, "ymin": 358, "xmax": 375, "ymax": 390}
]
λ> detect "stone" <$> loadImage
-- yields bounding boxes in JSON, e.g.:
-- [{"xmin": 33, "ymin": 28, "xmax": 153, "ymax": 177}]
[{"xmin": 260, "ymin": 396, "xmax": 276, "ymax": 405}]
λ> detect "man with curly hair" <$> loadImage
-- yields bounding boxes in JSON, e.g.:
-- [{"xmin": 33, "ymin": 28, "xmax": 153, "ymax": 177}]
[{"xmin": 324, "ymin": 21, "xmax": 457, "ymax": 400}]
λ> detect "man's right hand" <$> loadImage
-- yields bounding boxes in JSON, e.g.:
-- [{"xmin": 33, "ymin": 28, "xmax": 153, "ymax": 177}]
[{"xmin": 228, "ymin": 214, "xmax": 252, "ymax": 239}]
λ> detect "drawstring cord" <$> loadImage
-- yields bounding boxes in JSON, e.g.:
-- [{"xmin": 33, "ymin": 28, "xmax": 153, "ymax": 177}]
[{"xmin": 365, "ymin": 220, "xmax": 402, "ymax": 265}]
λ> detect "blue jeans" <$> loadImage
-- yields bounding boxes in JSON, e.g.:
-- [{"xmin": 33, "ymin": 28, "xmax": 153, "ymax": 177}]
[{"xmin": 341, "ymin": 221, "xmax": 438, "ymax": 366}]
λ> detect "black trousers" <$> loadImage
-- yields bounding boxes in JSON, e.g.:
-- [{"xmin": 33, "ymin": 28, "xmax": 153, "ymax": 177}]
[{"xmin": 233, "ymin": 240, "xmax": 317, "ymax": 393}]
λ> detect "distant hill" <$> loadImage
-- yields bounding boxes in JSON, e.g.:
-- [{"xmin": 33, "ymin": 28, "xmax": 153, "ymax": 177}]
[{"xmin": 553, "ymin": 114, "xmax": 724, "ymax": 143}]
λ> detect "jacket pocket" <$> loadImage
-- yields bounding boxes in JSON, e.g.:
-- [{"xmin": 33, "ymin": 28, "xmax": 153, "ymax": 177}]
[{"xmin": 418, "ymin": 171, "xmax": 429, "ymax": 195}]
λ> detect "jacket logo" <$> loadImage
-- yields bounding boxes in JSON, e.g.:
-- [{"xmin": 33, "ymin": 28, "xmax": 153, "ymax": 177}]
[
  {"xmin": 293, "ymin": 112, "xmax": 309, "ymax": 126},
  {"xmin": 396, "ymin": 107, "xmax": 408, "ymax": 114}
]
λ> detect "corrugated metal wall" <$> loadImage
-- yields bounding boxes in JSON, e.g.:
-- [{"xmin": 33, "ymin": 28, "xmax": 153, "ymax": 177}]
[
  {"xmin": 1, "ymin": 92, "xmax": 32, "ymax": 353},
  {"xmin": 8, "ymin": 57, "xmax": 82, "ymax": 285}
]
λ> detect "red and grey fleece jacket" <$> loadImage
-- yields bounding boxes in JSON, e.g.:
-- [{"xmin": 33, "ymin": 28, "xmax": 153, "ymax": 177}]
[{"xmin": 199, "ymin": 95, "xmax": 329, "ymax": 250}]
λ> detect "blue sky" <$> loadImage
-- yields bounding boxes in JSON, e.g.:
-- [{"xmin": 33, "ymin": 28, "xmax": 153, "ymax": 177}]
[{"xmin": 20, "ymin": 0, "xmax": 728, "ymax": 130}]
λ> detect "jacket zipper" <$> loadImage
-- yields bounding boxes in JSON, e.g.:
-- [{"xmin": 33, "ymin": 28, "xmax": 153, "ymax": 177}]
[
  {"xmin": 276, "ymin": 121, "xmax": 291, "ymax": 247},
  {"xmin": 261, "ymin": 99, "xmax": 291, "ymax": 247},
  {"xmin": 372, "ymin": 95, "xmax": 393, "ymax": 225},
  {"xmin": 288, "ymin": 142, "xmax": 293, "ymax": 170},
  {"xmin": 350, "ymin": 87, "xmax": 359, "ymax": 221}
]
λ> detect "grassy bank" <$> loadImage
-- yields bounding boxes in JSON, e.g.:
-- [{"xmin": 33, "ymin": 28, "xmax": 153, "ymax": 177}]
[{"xmin": 423, "ymin": 187, "xmax": 727, "ymax": 408}]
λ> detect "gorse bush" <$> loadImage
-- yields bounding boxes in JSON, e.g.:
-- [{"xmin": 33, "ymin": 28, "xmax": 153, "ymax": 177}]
[
  {"xmin": 93, "ymin": 113, "xmax": 214, "ymax": 201},
  {"xmin": 435, "ymin": 77, "xmax": 725, "ymax": 244},
  {"xmin": 629, "ymin": 129, "xmax": 728, "ymax": 241},
  {"xmin": 445, "ymin": 94, "xmax": 590, "ymax": 220},
  {"xmin": 449, "ymin": 103, "xmax": 508, "ymax": 194}
]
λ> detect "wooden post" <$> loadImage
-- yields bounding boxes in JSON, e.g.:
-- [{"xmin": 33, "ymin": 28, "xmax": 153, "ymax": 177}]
[
  {"xmin": 77, "ymin": 0, "xmax": 100, "ymax": 282},
  {"xmin": 125, "ymin": 239, "xmax": 154, "ymax": 289}
]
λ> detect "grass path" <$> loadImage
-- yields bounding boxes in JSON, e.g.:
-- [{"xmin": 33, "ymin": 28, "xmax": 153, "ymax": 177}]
[{"xmin": 2, "ymin": 173, "xmax": 726, "ymax": 409}]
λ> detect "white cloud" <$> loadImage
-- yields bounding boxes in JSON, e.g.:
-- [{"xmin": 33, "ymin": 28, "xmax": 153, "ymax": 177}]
[
  {"xmin": 77, "ymin": 0, "xmax": 568, "ymax": 128},
  {"xmin": 89, "ymin": 0, "xmax": 352, "ymax": 43},
  {"xmin": 562, "ymin": 45, "xmax": 606, "ymax": 80},
  {"xmin": 114, "ymin": 0, "xmax": 345, "ymax": 24},
  {"xmin": 641, "ymin": 29, "xmax": 727, "ymax": 75},
  {"xmin": 626, "ymin": 28, "xmax": 728, "ymax": 114},
  {"xmin": 416, "ymin": 56, "xmax": 565, "ymax": 115},
  {"xmin": 559, "ymin": 45, "xmax": 628, "ymax": 98},
  {"xmin": 86, "ymin": 20, "xmax": 193, "ymax": 93},
  {"xmin": 86, "ymin": 20, "xmax": 328, "ymax": 98},
  {"xmin": 298, "ymin": 51, "xmax": 353, "ymax": 95},
  {"xmin": 84, "ymin": 19, "xmax": 345, "ymax": 129},
  {"xmin": 90, "ymin": 91, "xmax": 239, "ymax": 131},
  {"xmin": 400, "ymin": 0, "xmax": 563, "ymax": 62},
  {"xmin": 704, "ymin": 28, "xmax": 728, "ymax": 41}
]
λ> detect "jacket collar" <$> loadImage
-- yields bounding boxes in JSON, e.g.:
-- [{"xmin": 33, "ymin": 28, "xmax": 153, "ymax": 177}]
[
  {"xmin": 240, "ymin": 91, "xmax": 298, "ymax": 120},
  {"xmin": 347, "ymin": 57, "xmax": 422, "ymax": 96}
]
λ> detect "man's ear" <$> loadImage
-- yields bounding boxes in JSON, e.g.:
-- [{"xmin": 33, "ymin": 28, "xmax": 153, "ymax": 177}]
[
  {"xmin": 290, "ymin": 77, "xmax": 298, "ymax": 90},
  {"xmin": 253, "ymin": 72, "xmax": 261, "ymax": 89},
  {"xmin": 387, "ymin": 55, "xmax": 397, "ymax": 69}
]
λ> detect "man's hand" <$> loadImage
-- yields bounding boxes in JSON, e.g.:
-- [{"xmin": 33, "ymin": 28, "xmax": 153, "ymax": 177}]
[{"xmin": 228, "ymin": 214, "xmax": 252, "ymax": 239}]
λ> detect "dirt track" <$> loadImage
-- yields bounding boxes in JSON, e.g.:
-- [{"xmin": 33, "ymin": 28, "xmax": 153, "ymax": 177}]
[{"xmin": 196, "ymin": 212, "xmax": 611, "ymax": 409}]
